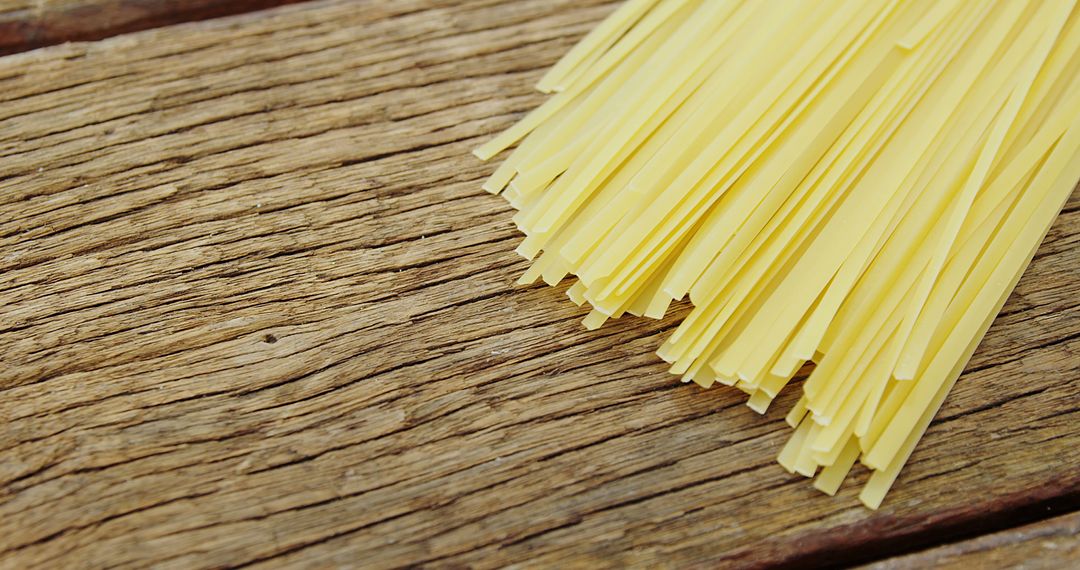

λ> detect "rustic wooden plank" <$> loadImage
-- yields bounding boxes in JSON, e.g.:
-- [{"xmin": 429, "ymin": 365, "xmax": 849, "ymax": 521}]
[
  {"xmin": 864, "ymin": 511, "xmax": 1080, "ymax": 570},
  {"xmin": 0, "ymin": 0, "xmax": 310, "ymax": 55},
  {"xmin": 0, "ymin": 0, "xmax": 1077, "ymax": 567}
]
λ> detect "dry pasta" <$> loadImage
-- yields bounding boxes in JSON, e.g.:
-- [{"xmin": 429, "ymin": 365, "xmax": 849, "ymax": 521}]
[{"xmin": 474, "ymin": 0, "xmax": 1080, "ymax": 509}]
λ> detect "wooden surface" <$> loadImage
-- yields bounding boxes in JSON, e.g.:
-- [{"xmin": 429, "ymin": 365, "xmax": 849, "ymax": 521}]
[
  {"xmin": 863, "ymin": 511, "xmax": 1080, "ymax": 570},
  {"xmin": 0, "ymin": 0, "xmax": 1078, "ymax": 567},
  {"xmin": 0, "ymin": 0, "xmax": 308, "ymax": 55}
]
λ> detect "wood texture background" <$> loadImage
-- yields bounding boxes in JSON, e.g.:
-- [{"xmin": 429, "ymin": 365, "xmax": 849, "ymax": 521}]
[
  {"xmin": 864, "ymin": 511, "xmax": 1080, "ymax": 570},
  {"xmin": 0, "ymin": 0, "xmax": 1078, "ymax": 567},
  {"xmin": 0, "ymin": 0, "xmax": 307, "ymax": 55}
]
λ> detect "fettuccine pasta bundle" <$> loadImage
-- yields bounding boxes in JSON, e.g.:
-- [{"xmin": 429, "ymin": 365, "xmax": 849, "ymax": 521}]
[{"xmin": 474, "ymin": 0, "xmax": 1080, "ymax": 508}]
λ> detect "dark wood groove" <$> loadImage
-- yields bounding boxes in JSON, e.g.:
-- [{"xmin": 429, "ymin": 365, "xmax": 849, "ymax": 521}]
[{"xmin": 0, "ymin": 1, "xmax": 315, "ymax": 56}]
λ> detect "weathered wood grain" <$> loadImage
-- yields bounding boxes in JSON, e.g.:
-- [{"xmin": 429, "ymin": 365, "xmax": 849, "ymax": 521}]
[
  {"xmin": 865, "ymin": 511, "xmax": 1080, "ymax": 570},
  {"xmin": 0, "ymin": 0, "xmax": 1077, "ymax": 568},
  {"xmin": 0, "ymin": 0, "xmax": 310, "ymax": 55}
]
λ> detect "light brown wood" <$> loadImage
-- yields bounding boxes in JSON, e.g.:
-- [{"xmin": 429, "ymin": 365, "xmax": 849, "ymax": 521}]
[
  {"xmin": 0, "ymin": 1, "xmax": 1077, "ymax": 568},
  {"xmin": 865, "ymin": 511, "xmax": 1080, "ymax": 570}
]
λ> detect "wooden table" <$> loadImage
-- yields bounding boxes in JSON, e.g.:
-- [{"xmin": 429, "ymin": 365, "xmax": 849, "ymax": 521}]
[{"xmin": 1, "ymin": 1, "xmax": 1077, "ymax": 567}]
